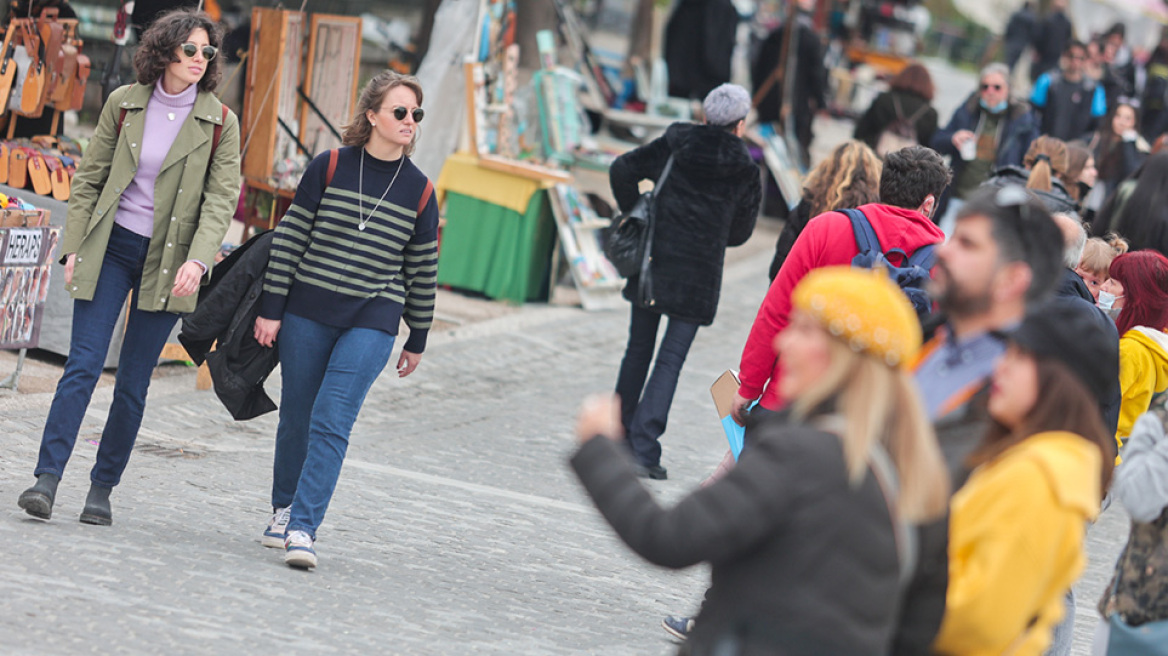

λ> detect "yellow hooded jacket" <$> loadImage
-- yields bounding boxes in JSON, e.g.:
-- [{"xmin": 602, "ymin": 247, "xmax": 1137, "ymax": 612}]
[
  {"xmin": 1117, "ymin": 327, "xmax": 1168, "ymax": 448},
  {"xmin": 933, "ymin": 432, "xmax": 1101, "ymax": 656}
]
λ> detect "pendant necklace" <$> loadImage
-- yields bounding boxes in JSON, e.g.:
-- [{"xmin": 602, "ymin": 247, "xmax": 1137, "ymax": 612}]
[
  {"xmin": 167, "ymin": 112, "xmax": 176, "ymax": 121},
  {"xmin": 358, "ymin": 148, "xmax": 405, "ymax": 231}
]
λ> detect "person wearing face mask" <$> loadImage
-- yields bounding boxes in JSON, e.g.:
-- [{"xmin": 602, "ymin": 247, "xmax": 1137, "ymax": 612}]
[
  {"xmin": 931, "ymin": 63, "xmax": 1039, "ymax": 236},
  {"xmin": 1075, "ymin": 234, "xmax": 1129, "ymax": 302},
  {"xmin": 1104, "ymin": 251, "xmax": 1168, "ymax": 454}
]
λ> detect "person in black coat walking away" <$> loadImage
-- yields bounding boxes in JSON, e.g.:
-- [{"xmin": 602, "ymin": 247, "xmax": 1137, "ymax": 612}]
[
  {"xmin": 572, "ymin": 266, "xmax": 950, "ymax": 656},
  {"xmin": 752, "ymin": 0, "xmax": 826, "ymax": 168},
  {"xmin": 853, "ymin": 62, "xmax": 939, "ymax": 157},
  {"xmin": 664, "ymin": 0, "xmax": 739, "ymax": 100},
  {"xmin": 609, "ymin": 84, "xmax": 760, "ymax": 480},
  {"xmin": 1031, "ymin": 0, "xmax": 1073, "ymax": 82},
  {"xmin": 981, "ymin": 135, "xmax": 1078, "ymax": 214},
  {"xmin": 1003, "ymin": 2, "xmax": 1037, "ymax": 73}
]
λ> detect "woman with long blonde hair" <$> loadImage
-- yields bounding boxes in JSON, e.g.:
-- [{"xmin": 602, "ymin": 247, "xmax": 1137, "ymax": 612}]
[
  {"xmin": 770, "ymin": 140, "xmax": 882, "ymax": 279},
  {"xmin": 572, "ymin": 267, "xmax": 949, "ymax": 655}
]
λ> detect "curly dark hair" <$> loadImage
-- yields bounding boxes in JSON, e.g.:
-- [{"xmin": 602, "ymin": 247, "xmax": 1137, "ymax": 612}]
[
  {"xmin": 879, "ymin": 145, "xmax": 952, "ymax": 210},
  {"xmin": 132, "ymin": 9, "xmax": 223, "ymax": 93}
]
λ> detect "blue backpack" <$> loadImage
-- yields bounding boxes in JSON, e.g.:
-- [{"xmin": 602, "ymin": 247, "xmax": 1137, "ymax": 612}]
[{"xmin": 839, "ymin": 208, "xmax": 936, "ymax": 320}]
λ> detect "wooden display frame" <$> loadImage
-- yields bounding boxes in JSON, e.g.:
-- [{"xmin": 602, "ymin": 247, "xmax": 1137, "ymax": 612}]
[
  {"xmin": 299, "ymin": 14, "xmax": 361, "ymax": 155},
  {"xmin": 241, "ymin": 7, "xmax": 304, "ymax": 186}
]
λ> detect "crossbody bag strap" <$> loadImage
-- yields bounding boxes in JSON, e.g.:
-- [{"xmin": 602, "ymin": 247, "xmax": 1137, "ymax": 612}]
[{"xmin": 637, "ymin": 155, "xmax": 675, "ymax": 303}]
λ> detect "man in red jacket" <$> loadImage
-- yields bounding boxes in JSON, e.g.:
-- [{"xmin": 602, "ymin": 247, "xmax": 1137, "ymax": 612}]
[{"xmin": 731, "ymin": 146, "xmax": 952, "ymax": 421}]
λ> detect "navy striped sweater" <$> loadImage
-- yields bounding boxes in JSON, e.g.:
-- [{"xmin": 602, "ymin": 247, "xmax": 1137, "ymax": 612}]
[{"xmin": 259, "ymin": 146, "xmax": 439, "ymax": 353}]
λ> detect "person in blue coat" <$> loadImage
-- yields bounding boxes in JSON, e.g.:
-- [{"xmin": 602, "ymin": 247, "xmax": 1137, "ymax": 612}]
[{"xmin": 931, "ymin": 63, "xmax": 1040, "ymax": 234}]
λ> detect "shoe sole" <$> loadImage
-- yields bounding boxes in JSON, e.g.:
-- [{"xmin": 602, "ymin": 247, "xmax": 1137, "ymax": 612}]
[
  {"xmin": 661, "ymin": 619, "xmax": 689, "ymax": 641},
  {"xmin": 261, "ymin": 533, "xmax": 286, "ymax": 549},
  {"xmin": 285, "ymin": 550, "xmax": 317, "ymax": 569},
  {"xmin": 17, "ymin": 492, "xmax": 52, "ymax": 520},
  {"xmin": 79, "ymin": 512, "xmax": 112, "ymax": 526}
]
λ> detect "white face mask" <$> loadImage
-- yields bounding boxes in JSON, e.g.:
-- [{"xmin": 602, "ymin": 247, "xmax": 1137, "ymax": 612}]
[{"xmin": 1097, "ymin": 290, "xmax": 1123, "ymax": 311}]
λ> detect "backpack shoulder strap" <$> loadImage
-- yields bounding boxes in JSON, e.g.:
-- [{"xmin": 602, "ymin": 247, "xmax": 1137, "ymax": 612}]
[
  {"xmin": 891, "ymin": 94, "xmax": 905, "ymax": 121},
  {"xmin": 210, "ymin": 104, "xmax": 228, "ymax": 160},
  {"xmin": 905, "ymin": 101, "xmax": 930, "ymax": 125},
  {"xmin": 325, "ymin": 148, "xmax": 339, "ymax": 187},
  {"xmin": 907, "ymin": 242, "xmax": 937, "ymax": 269},
  {"xmin": 114, "ymin": 83, "xmax": 134, "ymax": 136},
  {"xmin": 417, "ymin": 179, "xmax": 435, "ymax": 215},
  {"xmin": 841, "ymin": 208, "xmax": 881, "ymax": 256}
]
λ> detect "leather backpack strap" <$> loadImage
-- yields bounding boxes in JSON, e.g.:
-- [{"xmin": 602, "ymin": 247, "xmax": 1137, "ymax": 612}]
[
  {"xmin": 325, "ymin": 148, "xmax": 339, "ymax": 186},
  {"xmin": 210, "ymin": 103, "xmax": 228, "ymax": 160},
  {"xmin": 417, "ymin": 179, "xmax": 434, "ymax": 214}
]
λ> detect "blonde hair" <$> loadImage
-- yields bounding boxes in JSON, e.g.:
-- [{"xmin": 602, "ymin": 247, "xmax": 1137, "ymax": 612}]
[
  {"xmin": 342, "ymin": 71, "xmax": 424, "ymax": 156},
  {"xmin": 1079, "ymin": 233, "xmax": 1130, "ymax": 277},
  {"xmin": 791, "ymin": 340, "xmax": 950, "ymax": 523},
  {"xmin": 803, "ymin": 141, "xmax": 882, "ymax": 217},
  {"xmin": 1024, "ymin": 136, "xmax": 1069, "ymax": 193}
]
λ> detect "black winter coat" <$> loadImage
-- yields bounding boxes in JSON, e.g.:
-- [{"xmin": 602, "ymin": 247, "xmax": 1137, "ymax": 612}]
[
  {"xmin": 663, "ymin": 0, "xmax": 739, "ymax": 99},
  {"xmin": 179, "ymin": 231, "xmax": 279, "ymax": 420},
  {"xmin": 980, "ymin": 165, "xmax": 1078, "ymax": 214},
  {"xmin": 853, "ymin": 90, "xmax": 939, "ymax": 152},
  {"xmin": 609, "ymin": 122, "xmax": 760, "ymax": 325},
  {"xmin": 571, "ymin": 410, "xmax": 901, "ymax": 656}
]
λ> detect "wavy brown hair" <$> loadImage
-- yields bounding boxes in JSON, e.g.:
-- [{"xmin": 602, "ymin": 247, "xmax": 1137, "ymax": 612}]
[
  {"xmin": 1061, "ymin": 141, "xmax": 1093, "ymax": 201},
  {"xmin": 1023, "ymin": 135, "xmax": 1069, "ymax": 193},
  {"xmin": 132, "ymin": 9, "xmax": 223, "ymax": 93},
  {"xmin": 802, "ymin": 140, "xmax": 882, "ymax": 218},
  {"xmin": 342, "ymin": 71, "xmax": 424, "ymax": 156}
]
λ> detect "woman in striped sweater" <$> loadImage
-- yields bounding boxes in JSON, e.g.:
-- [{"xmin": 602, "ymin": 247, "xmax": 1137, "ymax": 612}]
[{"xmin": 253, "ymin": 71, "xmax": 439, "ymax": 569}]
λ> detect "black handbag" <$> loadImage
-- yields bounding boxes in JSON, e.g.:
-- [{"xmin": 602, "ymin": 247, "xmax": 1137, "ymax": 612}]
[{"xmin": 604, "ymin": 155, "xmax": 675, "ymax": 279}]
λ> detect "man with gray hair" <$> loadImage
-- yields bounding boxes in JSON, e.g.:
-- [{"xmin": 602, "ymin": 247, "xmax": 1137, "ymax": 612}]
[
  {"xmin": 1052, "ymin": 211, "xmax": 1092, "ymax": 301},
  {"xmin": 932, "ymin": 62, "xmax": 1039, "ymax": 235}
]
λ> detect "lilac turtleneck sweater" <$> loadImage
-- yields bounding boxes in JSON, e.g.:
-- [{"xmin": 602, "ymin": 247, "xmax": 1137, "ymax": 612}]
[{"xmin": 115, "ymin": 79, "xmax": 198, "ymax": 237}]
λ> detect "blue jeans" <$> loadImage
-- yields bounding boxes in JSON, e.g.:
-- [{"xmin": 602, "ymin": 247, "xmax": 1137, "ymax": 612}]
[
  {"xmin": 613, "ymin": 305, "xmax": 699, "ymax": 467},
  {"xmin": 36, "ymin": 224, "xmax": 179, "ymax": 487},
  {"xmin": 272, "ymin": 313, "xmax": 395, "ymax": 539}
]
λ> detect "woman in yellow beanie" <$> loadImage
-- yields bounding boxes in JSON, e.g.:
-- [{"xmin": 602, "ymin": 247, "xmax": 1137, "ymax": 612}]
[{"xmin": 570, "ymin": 267, "xmax": 949, "ymax": 656}]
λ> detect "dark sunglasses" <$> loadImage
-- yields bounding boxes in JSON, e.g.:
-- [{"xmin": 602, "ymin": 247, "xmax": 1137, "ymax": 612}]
[
  {"xmin": 384, "ymin": 106, "xmax": 424, "ymax": 123},
  {"xmin": 180, "ymin": 42, "xmax": 218, "ymax": 61},
  {"xmin": 980, "ymin": 83, "xmax": 1003, "ymax": 91}
]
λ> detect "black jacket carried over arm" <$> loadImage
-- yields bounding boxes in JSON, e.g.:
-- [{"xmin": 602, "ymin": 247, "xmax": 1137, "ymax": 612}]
[
  {"xmin": 571, "ymin": 410, "xmax": 901, "ymax": 656},
  {"xmin": 179, "ymin": 230, "xmax": 279, "ymax": 421},
  {"xmin": 608, "ymin": 122, "xmax": 760, "ymax": 325}
]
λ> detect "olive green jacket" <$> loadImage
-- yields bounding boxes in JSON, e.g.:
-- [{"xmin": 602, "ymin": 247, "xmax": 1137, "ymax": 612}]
[{"xmin": 60, "ymin": 82, "xmax": 241, "ymax": 314}]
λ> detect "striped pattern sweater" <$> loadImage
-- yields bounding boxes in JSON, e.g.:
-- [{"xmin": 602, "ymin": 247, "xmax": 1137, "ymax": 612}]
[{"xmin": 259, "ymin": 146, "xmax": 439, "ymax": 353}]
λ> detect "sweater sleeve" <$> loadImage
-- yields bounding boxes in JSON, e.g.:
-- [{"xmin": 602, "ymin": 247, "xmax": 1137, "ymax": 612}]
[
  {"xmin": 1113, "ymin": 413, "xmax": 1168, "ymax": 522},
  {"xmin": 570, "ymin": 429, "xmax": 803, "ymax": 569},
  {"xmin": 258, "ymin": 152, "xmax": 330, "ymax": 320},
  {"xmin": 737, "ymin": 212, "xmax": 828, "ymax": 403},
  {"xmin": 401, "ymin": 187, "xmax": 440, "ymax": 353}
]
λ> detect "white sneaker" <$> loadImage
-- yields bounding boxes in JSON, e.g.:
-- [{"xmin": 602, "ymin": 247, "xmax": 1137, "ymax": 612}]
[
  {"xmin": 262, "ymin": 507, "xmax": 291, "ymax": 548},
  {"xmin": 284, "ymin": 530, "xmax": 317, "ymax": 569}
]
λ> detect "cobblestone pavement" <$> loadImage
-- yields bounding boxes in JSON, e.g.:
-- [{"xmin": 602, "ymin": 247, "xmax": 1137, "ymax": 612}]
[{"xmin": 0, "ymin": 226, "xmax": 1132, "ymax": 655}]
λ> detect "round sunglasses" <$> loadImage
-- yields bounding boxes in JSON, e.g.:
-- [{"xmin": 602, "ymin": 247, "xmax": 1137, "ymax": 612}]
[
  {"xmin": 179, "ymin": 42, "xmax": 218, "ymax": 61},
  {"xmin": 382, "ymin": 105, "xmax": 424, "ymax": 123}
]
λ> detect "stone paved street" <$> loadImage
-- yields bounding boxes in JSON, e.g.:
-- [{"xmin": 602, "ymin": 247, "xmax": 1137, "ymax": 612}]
[{"xmin": 0, "ymin": 223, "xmax": 1132, "ymax": 654}]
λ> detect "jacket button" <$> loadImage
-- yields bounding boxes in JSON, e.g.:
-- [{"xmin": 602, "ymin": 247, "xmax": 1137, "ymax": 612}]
[
  {"xmin": 97, "ymin": 209, "xmax": 104, "ymax": 215},
  {"xmin": 167, "ymin": 242, "xmax": 173, "ymax": 248},
  {"xmin": 115, "ymin": 187, "xmax": 121, "ymax": 193},
  {"xmin": 162, "ymin": 268, "xmax": 168, "ymax": 274},
  {"xmin": 76, "ymin": 256, "xmax": 82, "ymax": 263},
  {"xmin": 71, "ymin": 285, "xmax": 77, "ymax": 291},
  {"xmin": 178, "ymin": 189, "xmax": 183, "ymax": 193},
  {"xmin": 171, "ymin": 216, "xmax": 177, "ymax": 221},
  {"xmin": 131, "ymin": 143, "xmax": 137, "ymax": 148}
]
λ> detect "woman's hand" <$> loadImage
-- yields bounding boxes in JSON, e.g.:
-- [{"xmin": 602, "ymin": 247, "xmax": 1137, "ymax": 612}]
[
  {"xmin": 64, "ymin": 252, "xmax": 75, "ymax": 285},
  {"xmin": 254, "ymin": 317, "xmax": 281, "ymax": 347},
  {"xmin": 576, "ymin": 394, "xmax": 623, "ymax": 444},
  {"xmin": 171, "ymin": 261, "xmax": 204, "ymax": 297},
  {"xmin": 397, "ymin": 350, "xmax": 421, "ymax": 377}
]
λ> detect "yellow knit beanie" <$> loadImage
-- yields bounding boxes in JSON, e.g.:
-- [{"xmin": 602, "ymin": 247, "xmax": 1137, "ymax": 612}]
[{"xmin": 791, "ymin": 266, "xmax": 923, "ymax": 368}]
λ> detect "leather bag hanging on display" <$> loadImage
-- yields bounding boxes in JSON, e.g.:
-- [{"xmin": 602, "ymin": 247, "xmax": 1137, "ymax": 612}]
[{"xmin": 603, "ymin": 155, "xmax": 674, "ymax": 279}]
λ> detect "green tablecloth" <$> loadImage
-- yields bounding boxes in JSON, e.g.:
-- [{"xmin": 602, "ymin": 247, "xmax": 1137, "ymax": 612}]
[{"xmin": 436, "ymin": 190, "xmax": 555, "ymax": 303}]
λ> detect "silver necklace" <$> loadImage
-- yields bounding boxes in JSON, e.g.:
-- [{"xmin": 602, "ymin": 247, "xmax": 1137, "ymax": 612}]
[{"xmin": 358, "ymin": 149, "xmax": 405, "ymax": 231}]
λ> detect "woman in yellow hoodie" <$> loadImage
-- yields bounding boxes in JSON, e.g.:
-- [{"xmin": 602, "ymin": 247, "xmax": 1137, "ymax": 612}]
[
  {"xmin": 934, "ymin": 299, "xmax": 1117, "ymax": 655},
  {"xmin": 1102, "ymin": 250, "xmax": 1168, "ymax": 449}
]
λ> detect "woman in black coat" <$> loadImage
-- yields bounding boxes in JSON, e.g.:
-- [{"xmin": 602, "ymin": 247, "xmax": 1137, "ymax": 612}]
[
  {"xmin": 572, "ymin": 267, "xmax": 950, "ymax": 656},
  {"xmin": 608, "ymin": 84, "xmax": 760, "ymax": 480},
  {"xmin": 854, "ymin": 62, "xmax": 939, "ymax": 156}
]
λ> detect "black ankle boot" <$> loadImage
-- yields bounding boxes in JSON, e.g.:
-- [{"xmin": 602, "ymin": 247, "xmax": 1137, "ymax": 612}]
[
  {"xmin": 80, "ymin": 484, "xmax": 113, "ymax": 526},
  {"xmin": 18, "ymin": 473, "xmax": 60, "ymax": 520}
]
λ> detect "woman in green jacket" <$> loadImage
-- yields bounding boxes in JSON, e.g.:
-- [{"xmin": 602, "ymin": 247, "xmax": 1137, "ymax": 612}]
[{"xmin": 17, "ymin": 9, "xmax": 240, "ymax": 526}]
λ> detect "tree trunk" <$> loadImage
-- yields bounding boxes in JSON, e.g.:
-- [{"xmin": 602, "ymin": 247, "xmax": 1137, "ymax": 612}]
[
  {"xmin": 515, "ymin": 0, "xmax": 560, "ymax": 69},
  {"xmin": 412, "ymin": 0, "xmax": 444, "ymax": 73}
]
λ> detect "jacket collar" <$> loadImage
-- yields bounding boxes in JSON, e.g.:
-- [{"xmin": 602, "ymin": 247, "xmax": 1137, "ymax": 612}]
[
  {"xmin": 118, "ymin": 81, "xmax": 223, "ymax": 126},
  {"xmin": 962, "ymin": 93, "xmax": 1029, "ymax": 122}
]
